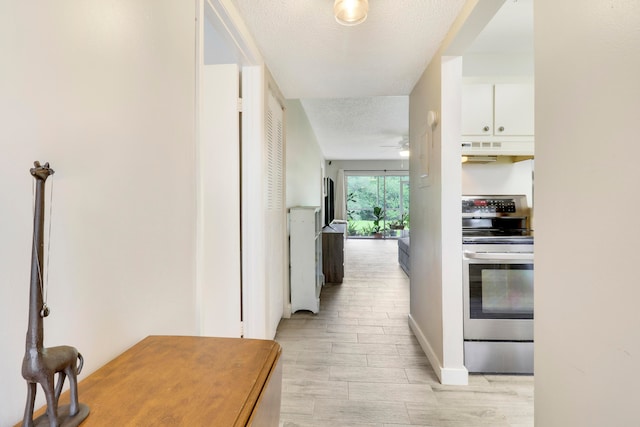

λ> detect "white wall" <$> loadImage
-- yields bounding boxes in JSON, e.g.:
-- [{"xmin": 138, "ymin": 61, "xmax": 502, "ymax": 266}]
[
  {"xmin": 285, "ymin": 99, "xmax": 325, "ymax": 208},
  {"xmin": 408, "ymin": 52, "xmax": 467, "ymax": 385},
  {"xmin": 409, "ymin": 57, "xmax": 445, "ymax": 379},
  {"xmin": 325, "ymin": 159, "xmax": 409, "ymax": 183},
  {"xmin": 0, "ymin": 1, "xmax": 197, "ymax": 425},
  {"xmin": 534, "ymin": 1, "xmax": 640, "ymax": 425},
  {"xmin": 463, "ymin": 53, "xmax": 534, "ymax": 77}
]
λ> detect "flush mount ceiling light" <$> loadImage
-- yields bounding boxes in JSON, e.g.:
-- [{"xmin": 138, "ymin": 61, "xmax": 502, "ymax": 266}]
[{"xmin": 334, "ymin": 0, "xmax": 369, "ymax": 26}]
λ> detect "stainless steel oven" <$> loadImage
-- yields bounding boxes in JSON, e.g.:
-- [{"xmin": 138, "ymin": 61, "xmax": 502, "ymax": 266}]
[{"xmin": 462, "ymin": 195, "xmax": 534, "ymax": 374}]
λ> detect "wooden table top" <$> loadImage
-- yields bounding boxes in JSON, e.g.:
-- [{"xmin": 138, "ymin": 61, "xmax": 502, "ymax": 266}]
[{"xmin": 21, "ymin": 335, "xmax": 282, "ymax": 426}]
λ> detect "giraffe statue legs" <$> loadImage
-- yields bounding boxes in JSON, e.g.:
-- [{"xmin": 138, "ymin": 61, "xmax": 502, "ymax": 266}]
[{"xmin": 23, "ymin": 382, "xmax": 37, "ymax": 427}]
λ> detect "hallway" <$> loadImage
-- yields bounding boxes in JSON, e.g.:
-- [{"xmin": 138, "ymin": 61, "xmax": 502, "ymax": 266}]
[{"xmin": 276, "ymin": 239, "xmax": 533, "ymax": 426}]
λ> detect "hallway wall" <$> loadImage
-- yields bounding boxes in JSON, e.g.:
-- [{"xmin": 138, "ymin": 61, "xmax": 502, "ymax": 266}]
[
  {"xmin": 285, "ymin": 99, "xmax": 325, "ymax": 208},
  {"xmin": 534, "ymin": 1, "xmax": 640, "ymax": 425},
  {"xmin": 408, "ymin": 53, "xmax": 466, "ymax": 385},
  {"xmin": 0, "ymin": 1, "xmax": 197, "ymax": 424}
]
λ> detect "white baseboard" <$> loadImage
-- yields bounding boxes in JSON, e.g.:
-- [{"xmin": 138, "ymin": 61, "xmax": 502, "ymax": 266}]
[
  {"xmin": 440, "ymin": 365, "xmax": 469, "ymax": 386},
  {"xmin": 408, "ymin": 314, "xmax": 469, "ymax": 386},
  {"xmin": 283, "ymin": 303, "xmax": 292, "ymax": 319}
]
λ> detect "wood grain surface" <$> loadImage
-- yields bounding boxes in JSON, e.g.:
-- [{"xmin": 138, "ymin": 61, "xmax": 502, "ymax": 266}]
[{"xmin": 18, "ymin": 335, "xmax": 282, "ymax": 426}]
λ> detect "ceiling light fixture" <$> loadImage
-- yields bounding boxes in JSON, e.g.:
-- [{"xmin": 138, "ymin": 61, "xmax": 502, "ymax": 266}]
[
  {"xmin": 334, "ymin": 0, "xmax": 369, "ymax": 26},
  {"xmin": 399, "ymin": 141, "xmax": 410, "ymax": 157}
]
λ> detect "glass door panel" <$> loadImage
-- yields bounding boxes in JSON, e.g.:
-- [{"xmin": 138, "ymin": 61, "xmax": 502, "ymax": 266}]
[{"xmin": 345, "ymin": 173, "xmax": 409, "ymax": 239}]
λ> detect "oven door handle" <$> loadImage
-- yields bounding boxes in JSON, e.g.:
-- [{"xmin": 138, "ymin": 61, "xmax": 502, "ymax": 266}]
[{"xmin": 464, "ymin": 251, "xmax": 534, "ymax": 261}]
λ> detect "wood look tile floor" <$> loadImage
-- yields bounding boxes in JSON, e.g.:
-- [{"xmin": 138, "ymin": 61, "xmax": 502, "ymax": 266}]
[{"xmin": 276, "ymin": 239, "xmax": 534, "ymax": 427}]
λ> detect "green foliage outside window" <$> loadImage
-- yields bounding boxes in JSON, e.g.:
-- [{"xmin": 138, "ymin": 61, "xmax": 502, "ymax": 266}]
[{"xmin": 345, "ymin": 174, "xmax": 409, "ymax": 238}]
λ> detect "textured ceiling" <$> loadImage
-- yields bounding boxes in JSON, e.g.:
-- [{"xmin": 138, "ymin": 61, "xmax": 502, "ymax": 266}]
[
  {"xmin": 229, "ymin": 0, "xmax": 531, "ymax": 160},
  {"xmin": 301, "ymin": 96, "xmax": 409, "ymax": 160},
  {"xmin": 231, "ymin": 0, "xmax": 467, "ymax": 99}
]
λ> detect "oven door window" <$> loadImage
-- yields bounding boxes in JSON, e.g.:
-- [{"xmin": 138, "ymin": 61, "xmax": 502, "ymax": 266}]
[{"xmin": 469, "ymin": 263, "xmax": 533, "ymax": 319}]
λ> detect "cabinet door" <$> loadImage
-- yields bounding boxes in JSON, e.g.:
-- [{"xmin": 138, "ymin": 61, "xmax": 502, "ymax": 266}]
[
  {"xmin": 494, "ymin": 83, "xmax": 534, "ymax": 136},
  {"xmin": 461, "ymin": 84, "xmax": 493, "ymax": 136}
]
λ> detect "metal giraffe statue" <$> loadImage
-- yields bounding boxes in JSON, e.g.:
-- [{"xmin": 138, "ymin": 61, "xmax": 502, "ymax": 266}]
[{"xmin": 22, "ymin": 162, "xmax": 89, "ymax": 427}]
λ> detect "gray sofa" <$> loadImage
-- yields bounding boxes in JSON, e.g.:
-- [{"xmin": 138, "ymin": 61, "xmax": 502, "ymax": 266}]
[{"xmin": 398, "ymin": 237, "xmax": 410, "ymax": 276}]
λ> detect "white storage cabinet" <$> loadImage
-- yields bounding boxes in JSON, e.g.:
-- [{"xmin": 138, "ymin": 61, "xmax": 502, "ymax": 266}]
[
  {"xmin": 462, "ymin": 83, "xmax": 534, "ymax": 137},
  {"xmin": 289, "ymin": 207, "xmax": 323, "ymax": 313}
]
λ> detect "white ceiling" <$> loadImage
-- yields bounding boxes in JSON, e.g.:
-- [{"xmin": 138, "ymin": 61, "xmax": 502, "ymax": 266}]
[
  {"xmin": 300, "ymin": 96, "xmax": 409, "ymax": 160},
  {"xmin": 230, "ymin": 0, "xmax": 533, "ymax": 160}
]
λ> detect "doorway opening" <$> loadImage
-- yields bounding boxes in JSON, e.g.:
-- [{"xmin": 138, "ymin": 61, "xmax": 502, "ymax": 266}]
[{"xmin": 345, "ymin": 172, "xmax": 409, "ymax": 239}]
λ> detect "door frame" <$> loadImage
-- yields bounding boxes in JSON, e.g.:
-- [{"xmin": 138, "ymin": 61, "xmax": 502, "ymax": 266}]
[{"xmin": 197, "ymin": 0, "xmax": 275, "ymax": 338}]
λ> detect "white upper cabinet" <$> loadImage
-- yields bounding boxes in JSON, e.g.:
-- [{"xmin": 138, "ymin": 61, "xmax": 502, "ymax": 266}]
[
  {"xmin": 494, "ymin": 83, "xmax": 534, "ymax": 136},
  {"xmin": 462, "ymin": 83, "xmax": 534, "ymax": 137},
  {"xmin": 462, "ymin": 84, "xmax": 494, "ymax": 136}
]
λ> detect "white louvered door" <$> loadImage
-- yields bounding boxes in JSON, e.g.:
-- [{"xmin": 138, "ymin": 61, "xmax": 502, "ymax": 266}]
[{"xmin": 265, "ymin": 91, "xmax": 285, "ymax": 337}]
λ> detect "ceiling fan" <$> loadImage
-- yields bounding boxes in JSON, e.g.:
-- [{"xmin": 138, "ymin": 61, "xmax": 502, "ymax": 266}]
[{"xmin": 379, "ymin": 137, "xmax": 410, "ymax": 157}]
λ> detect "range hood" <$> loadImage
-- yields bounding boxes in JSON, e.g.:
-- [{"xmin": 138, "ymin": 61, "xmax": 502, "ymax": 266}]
[
  {"xmin": 461, "ymin": 153, "xmax": 533, "ymax": 163},
  {"xmin": 461, "ymin": 140, "xmax": 534, "ymax": 156},
  {"xmin": 461, "ymin": 155, "xmax": 497, "ymax": 163}
]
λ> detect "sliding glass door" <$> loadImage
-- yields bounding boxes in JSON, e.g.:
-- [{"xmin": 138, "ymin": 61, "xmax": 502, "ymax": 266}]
[{"xmin": 345, "ymin": 173, "xmax": 409, "ymax": 239}]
